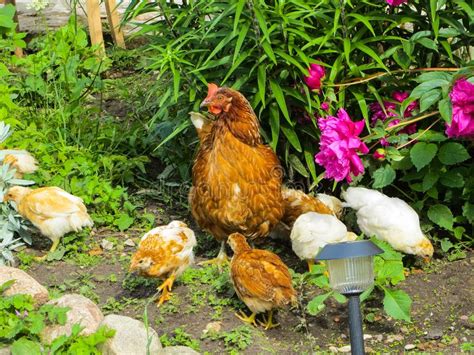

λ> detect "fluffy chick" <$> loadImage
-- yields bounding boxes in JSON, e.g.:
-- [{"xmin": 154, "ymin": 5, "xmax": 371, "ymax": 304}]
[
  {"xmin": 342, "ymin": 187, "xmax": 433, "ymax": 258},
  {"xmin": 3, "ymin": 186, "xmax": 93, "ymax": 260},
  {"xmin": 316, "ymin": 193, "xmax": 344, "ymax": 218},
  {"xmin": 129, "ymin": 221, "xmax": 197, "ymax": 306},
  {"xmin": 290, "ymin": 212, "xmax": 357, "ymax": 271},
  {"xmin": 228, "ymin": 233, "xmax": 297, "ymax": 329},
  {"xmin": 1, "ymin": 150, "xmax": 38, "ymax": 178}
]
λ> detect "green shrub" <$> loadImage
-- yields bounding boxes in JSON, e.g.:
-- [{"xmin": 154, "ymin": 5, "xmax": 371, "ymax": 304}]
[{"xmin": 124, "ymin": 0, "xmax": 472, "ymax": 246}]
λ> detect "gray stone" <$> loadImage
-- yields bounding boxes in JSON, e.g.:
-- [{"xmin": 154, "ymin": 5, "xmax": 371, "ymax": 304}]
[
  {"xmin": 0, "ymin": 347, "xmax": 10, "ymax": 355},
  {"xmin": 0, "ymin": 266, "xmax": 48, "ymax": 306},
  {"xmin": 158, "ymin": 346, "xmax": 200, "ymax": 355},
  {"xmin": 425, "ymin": 327, "xmax": 443, "ymax": 340},
  {"xmin": 40, "ymin": 294, "xmax": 103, "ymax": 344},
  {"xmin": 124, "ymin": 239, "xmax": 135, "ymax": 247},
  {"xmin": 404, "ymin": 344, "xmax": 416, "ymax": 350},
  {"xmin": 101, "ymin": 239, "xmax": 114, "ymax": 251},
  {"xmin": 99, "ymin": 314, "xmax": 162, "ymax": 355},
  {"xmin": 337, "ymin": 345, "xmax": 351, "ymax": 353}
]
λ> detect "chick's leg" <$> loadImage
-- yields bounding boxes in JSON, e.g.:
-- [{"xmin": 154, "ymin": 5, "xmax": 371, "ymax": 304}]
[
  {"xmin": 259, "ymin": 310, "xmax": 279, "ymax": 330},
  {"xmin": 34, "ymin": 239, "xmax": 60, "ymax": 261},
  {"xmin": 156, "ymin": 273, "xmax": 176, "ymax": 306},
  {"xmin": 235, "ymin": 310, "xmax": 258, "ymax": 327},
  {"xmin": 307, "ymin": 260, "xmax": 314, "ymax": 272},
  {"xmin": 198, "ymin": 241, "xmax": 229, "ymax": 268}
]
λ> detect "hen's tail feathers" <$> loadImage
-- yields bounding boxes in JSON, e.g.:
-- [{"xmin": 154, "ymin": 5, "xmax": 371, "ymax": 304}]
[{"xmin": 280, "ymin": 188, "xmax": 334, "ymax": 227}]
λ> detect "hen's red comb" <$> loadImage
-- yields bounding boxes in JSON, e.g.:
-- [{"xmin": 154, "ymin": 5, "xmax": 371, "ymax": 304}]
[{"xmin": 206, "ymin": 83, "xmax": 219, "ymax": 99}]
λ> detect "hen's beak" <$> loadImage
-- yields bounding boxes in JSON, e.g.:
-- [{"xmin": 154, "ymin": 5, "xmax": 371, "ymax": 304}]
[{"xmin": 200, "ymin": 99, "xmax": 211, "ymax": 109}]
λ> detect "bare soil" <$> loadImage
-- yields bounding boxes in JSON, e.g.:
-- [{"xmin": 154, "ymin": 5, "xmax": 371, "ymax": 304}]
[{"xmin": 21, "ymin": 206, "xmax": 473, "ymax": 354}]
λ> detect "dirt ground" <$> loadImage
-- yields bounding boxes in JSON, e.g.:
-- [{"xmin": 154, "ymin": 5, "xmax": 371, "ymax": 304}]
[{"xmin": 18, "ymin": 202, "xmax": 473, "ymax": 354}]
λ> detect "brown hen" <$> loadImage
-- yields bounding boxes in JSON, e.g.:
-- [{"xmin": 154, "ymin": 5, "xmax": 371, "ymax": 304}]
[
  {"xmin": 228, "ymin": 233, "xmax": 297, "ymax": 329},
  {"xmin": 190, "ymin": 84, "xmax": 285, "ymax": 264},
  {"xmin": 189, "ymin": 84, "xmax": 333, "ymax": 264}
]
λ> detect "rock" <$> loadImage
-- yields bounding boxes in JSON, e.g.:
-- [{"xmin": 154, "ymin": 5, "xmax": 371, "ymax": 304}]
[
  {"xmin": 158, "ymin": 346, "xmax": 200, "ymax": 355},
  {"xmin": 124, "ymin": 239, "xmax": 135, "ymax": 247},
  {"xmin": 0, "ymin": 267, "xmax": 48, "ymax": 306},
  {"xmin": 460, "ymin": 315, "xmax": 469, "ymax": 321},
  {"xmin": 101, "ymin": 239, "xmax": 114, "ymax": 251},
  {"xmin": 363, "ymin": 334, "xmax": 372, "ymax": 340},
  {"xmin": 202, "ymin": 321, "xmax": 221, "ymax": 336},
  {"xmin": 425, "ymin": 327, "xmax": 443, "ymax": 340},
  {"xmin": 99, "ymin": 314, "xmax": 162, "ymax": 355},
  {"xmin": 386, "ymin": 334, "xmax": 404, "ymax": 343},
  {"xmin": 374, "ymin": 334, "xmax": 383, "ymax": 342},
  {"xmin": 404, "ymin": 344, "xmax": 416, "ymax": 350},
  {"xmin": 40, "ymin": 294, "xmax": 103, "ymax": 343},
  {"xmin": 337, "ymin": 345, "xmax": 351, "ymax": 353},
  {"xmin": 328, "ymin": 346, "xmax": 338, "ymax": 353},
  {"xmin": 0, "ymin": 347, "xmax": 10, "ymax": 355}
]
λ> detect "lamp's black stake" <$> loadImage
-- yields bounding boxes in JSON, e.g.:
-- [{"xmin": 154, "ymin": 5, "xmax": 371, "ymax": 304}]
[{"xmin": 347, "ymin": 294, "xmax": 365, "ymax": 355}]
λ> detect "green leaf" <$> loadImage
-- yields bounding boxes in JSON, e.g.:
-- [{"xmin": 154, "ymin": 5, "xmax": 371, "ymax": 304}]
[
  {"xmin": 257, "ymin": 64, "xmax": 266, "ymax": 106},
  {"xmin": 233, "ymin": 0, "xmax": 246, "ymax": 33},
  {"xmin": 416, "ymin": 38, "xmax": 438, "ymax": 51},
  {"xmin": 438, "ymin": 97, "xmax": 452, "ymax": 122},
  {"xmin": 381, "ymin": 287, "xmax": 412, "ymax": 322},
  {"xmin": 410, "ymin": 80, "xmax": 449, "ymax": 99},
  {"xmin": 269, "ymin": 104, "xmax": 280, "ymax": 150},
  {"xmin": 419, "ymin": 89, "xmax": 441, "ymax": 112},
  {"xmin": 422, "ymin": 170, "xmax": 439, "ymax": 191},
  {"xmin": 353, "ymin": 43, "xmax": 388, "ymax": 70},
  {"xmin": 428, "ymin": 204, "xmax": 454, "ymax": 230},
  {"xmin": 372, "ymin": 166, "xmax": 396, "ymax": 188},
  {"xmin": 440, "ymin": 238, "xmax": 453, "ymax": 252},
  {"xmin": 409, "ymin": 142, "xmax": 438, "ymax": 171},
  {"xmin": 114, "ymin": 214, "xmax": 134, "ymax": 231},
  {"xmin": 440, "ymin": 170, "xmax": 464, "ymax": 188},
  {"xmin": 307, "ymin": 291, "xmax": 333, "ymax": 315},
  {"xmin": 438, "ymin": 142, "xmax": 470, "ymax": 165},
  {"xmin": 288, "ymin": 154, "xmax": 309, "ymax": 178},
  {"xmin": 270, "ymin": 80, "xmax": 291, "ymax": 125},
  {"xmin": 463, "ymin": 202, "xmax": 474, "ymax": 224},
  {"xmin": 11, "ymin": 338, "xmax": 41, "ymax": 355},
  {"xmin": 281, "ymin": 125, "xmax": 302, "ymax": 152}
]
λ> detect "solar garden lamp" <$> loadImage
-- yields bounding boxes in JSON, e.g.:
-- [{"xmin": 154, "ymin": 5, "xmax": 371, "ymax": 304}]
[{"xmin": 316, "ymin": 240, "xmax": 383, "ymax": 355}]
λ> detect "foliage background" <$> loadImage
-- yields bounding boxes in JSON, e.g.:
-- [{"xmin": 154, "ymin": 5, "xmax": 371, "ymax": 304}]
[{"xmin": 123, "ymin": 0, "xmax": 473, "ymax": 255}]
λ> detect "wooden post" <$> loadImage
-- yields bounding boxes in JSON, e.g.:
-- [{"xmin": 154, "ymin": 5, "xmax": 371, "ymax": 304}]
[
  {"xmin": 4, "ymin": 0, "xmax": 24, "ymax": 57},
  {"xmin": 86, "ymin": 0, "xmax": 105, "ymax": 56},
  {"xmin": 104, "ymin": 0, "xmax": 125, "ymax": 48}
]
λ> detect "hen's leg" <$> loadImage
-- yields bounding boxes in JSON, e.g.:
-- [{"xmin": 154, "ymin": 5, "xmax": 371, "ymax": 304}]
[
  {"xmin": 235, "ymin": 310, "xmax": 258, "ymax": 327},
  {"xmin": 199, "ymin": 241, "xmax": 229, "ymax": 268},
  {"xmin": 307, "ymin": 260, "xmax": 314, "ymax": 272},
  {"xmin": 34, "ymin": 239, "xmax": 60, "ymax": 261},
  {"xmin": 156, "ymin": 273, "xmax": 176, "ymax": 306},
  {"xmin": 259, "ymin": 310, "xmax": 279, "ymax": 330}
]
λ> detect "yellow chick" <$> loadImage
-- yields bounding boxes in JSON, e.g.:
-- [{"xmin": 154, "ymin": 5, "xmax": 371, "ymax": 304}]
[
  {"xmin": 3, "ymin": 186, "xmax": 93, "ymax": 260},
  {"xmin": 1, "ymin": 150, "xmax": 38, "ymax": 178}
]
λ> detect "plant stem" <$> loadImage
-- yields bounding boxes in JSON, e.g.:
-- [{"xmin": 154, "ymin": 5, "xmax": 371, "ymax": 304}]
[
  {"xmin": 361, "ymin": 111, "xmax": 439, "ymax": 141},
  {"xmin": 396, "ymin": 117, "xmax": 441, "ymax": 150},
  {"xmin": 330, "ymin": 68, "xmax": 459, "ymax": 87}
]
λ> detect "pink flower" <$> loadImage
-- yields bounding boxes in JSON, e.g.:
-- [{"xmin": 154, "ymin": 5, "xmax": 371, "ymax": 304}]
[
  {"xmin": 445, "ymin": 78, "xmax": 474, "ymax": 139},
  {"xmin": 321, "ymin": 102, "xmax": 330, "ymax": 111},
  {"xmin": 373, "ymin": 148, "xmax": 386, "ymax": 160},
  {"xmin": 386, "ymin": 0, "xmax": 408, "ymax": 6},
  {"xmin": 315, "ymin": 109, "xmax": 369, "ymax": 183},
  {"xmin": 304, "ymin": 63, "xmax": 325, "ymax": 92}
]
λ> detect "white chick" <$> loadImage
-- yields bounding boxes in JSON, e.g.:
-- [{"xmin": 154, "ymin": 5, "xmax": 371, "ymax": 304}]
[
  {"xmin": 290, "ymin": 212, "xmax": 357, "ymax": 271},
  {"xmin": 341, "ymin": 187, "xmax": 433, "ymax": 258}
]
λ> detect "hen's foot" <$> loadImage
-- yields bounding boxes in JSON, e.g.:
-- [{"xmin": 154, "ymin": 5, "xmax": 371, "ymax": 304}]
[
  {"xmin": 34, "ymin": 239, "xmax": 61, "ymax": 262},
  {"xmin": 198, "ymin": 245, "xmax": 229, "ymax": 269},
  {"xmin": 235, "ymin": 310, "xmax": 258, "ymax": 327},
  {"xmin": 34, "ymin": 255, "xmax": 47, "ymax": 262},
  {"xmin": 258, "ymin": 310, "xmax": 279, "ymax": 330}
]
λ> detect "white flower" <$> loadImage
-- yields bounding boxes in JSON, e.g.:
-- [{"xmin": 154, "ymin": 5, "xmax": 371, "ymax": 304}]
[{"xmin": 26, "ymin": 0, "xmax": 50, "ymax": 12}]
